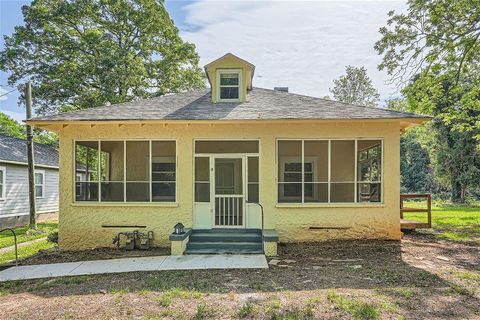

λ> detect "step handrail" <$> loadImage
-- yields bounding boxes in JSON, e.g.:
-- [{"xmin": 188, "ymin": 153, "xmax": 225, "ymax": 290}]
[
  {"xmin": 248, "ymin": 201, "xmax": 264, "ymax": 254},
  {"xmin": 0, "ymin": 228, "xmax": 18, "ymax": 266}
]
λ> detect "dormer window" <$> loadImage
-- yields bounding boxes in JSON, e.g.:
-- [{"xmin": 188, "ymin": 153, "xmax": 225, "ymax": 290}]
[{"xmin": 217, "ymin": 69, "xmax": 242, "ymax": 102}]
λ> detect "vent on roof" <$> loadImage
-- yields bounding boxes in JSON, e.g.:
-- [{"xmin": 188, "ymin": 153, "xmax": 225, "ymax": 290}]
[{"xmin": 274, "ymin": 87, "xmax": 288, "ymax": 93}]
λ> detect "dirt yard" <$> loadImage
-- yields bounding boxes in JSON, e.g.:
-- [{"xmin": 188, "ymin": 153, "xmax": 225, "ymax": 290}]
[{"xmin": 1, "ymin": 233, "xmax": 479, "ymax": 320}]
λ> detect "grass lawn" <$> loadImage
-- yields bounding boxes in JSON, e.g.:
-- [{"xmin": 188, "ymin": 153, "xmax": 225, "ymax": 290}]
[
  {"xmin": 402, "ymin": 201, "xmax": 480, "ymax": 243},
  {"xmin": 0, "ymin": 222, "xmax": 58, "ymax": 265},
  {"xmin": 0, "ymin": 240, "xmax": 55, "ymax": 265},
  {"xmin": 0, "ymin": 222, "xmax": 58, "ymax": 249}
]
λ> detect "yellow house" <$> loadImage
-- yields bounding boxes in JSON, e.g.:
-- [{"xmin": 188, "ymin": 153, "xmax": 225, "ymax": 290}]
[{"xmin": 28, "ymin": 53, "xmax": 430, "ymax": 256}]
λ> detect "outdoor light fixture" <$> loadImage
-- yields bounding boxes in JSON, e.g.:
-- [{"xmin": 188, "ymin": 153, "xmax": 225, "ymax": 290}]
[{"xmin": 173, "ymin": 222, "xmax": 185, "ymax": 235}]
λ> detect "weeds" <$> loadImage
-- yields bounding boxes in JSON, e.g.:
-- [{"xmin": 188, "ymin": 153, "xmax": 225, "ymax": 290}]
[
  {"xmin": 157, "ymin": 288, "xmax": 203, "ymax": 307},
  {"xmin": 327, "ymin": 291, "xmax": 380, "ymax": 320},
  {"xmin": 237, "ymin": 302, "xmax": 256, "ymax": 318},
  {"xmin": 192, "ymin": 303, "xmax": 215, "ymax": 320}
]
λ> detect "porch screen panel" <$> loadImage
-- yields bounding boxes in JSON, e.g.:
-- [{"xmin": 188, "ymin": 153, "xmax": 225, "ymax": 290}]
[
  {"xmin": 126, "ymin": 141, "xmax": 150, "ymax": 202},
  {"xmin": 100, "ymin": 141, "xmax": 124, "ymax": 202},
  {"xmin": 304, "ymin": 141, "xmax": 328, "ymax": 203},
  {"xmin": 75, "ymin": 141, "xmax": 99, "ymax": 201},
  {"xmin": 248, "ymin": 157, "xmax": 259, "ymax": 203},
  {"xmin": 357, "ymin": 140, "xmax": 382, "ymax": 202},
  {"xmin": 151, "ymin": 141, "xmax": 176, "ymax": 202},
  {"xmin": 195, "ymin": 140, "xmax": 259, "ymax": 154},
  {"xmin": 278, "ymin": 140, "xmax": 302, "ymax": 203},
  {"xmin": 330, "ymin": 140, "xmax": 355, "ymax": 202},
  {"xmin": 195, "ymin": 157, "xmax": 210, "ymax": 202}
]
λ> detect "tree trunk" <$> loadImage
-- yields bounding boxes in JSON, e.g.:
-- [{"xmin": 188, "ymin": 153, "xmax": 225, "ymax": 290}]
[{"xmin": 451, "ymin": 179, "xmax": 463, "ymax": 203}]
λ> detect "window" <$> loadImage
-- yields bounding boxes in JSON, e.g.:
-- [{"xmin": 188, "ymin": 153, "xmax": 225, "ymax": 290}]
[
  {"xmin": 74, "ymin": 140, "xmax": 176, "ymax": 203},
  {"xmin": 35, "ymin": 170, "xmax": 45, "ymax": 198},
  {"xmin": 277, "ymin": 139, "xmax": 382, "ymax": 204},
  {"xmin": 75, "ymin": 141, "xmax": 99, "ymax": 201},
  {"xmin": 0, "ymin": 166, "xmax": 5, "ymax": 200},
  {"xmin": 101, "ymin": 141, "xmax": 124, "ymax": 202},
  {"xmin": 357, "ymin": 141, "xmax": 382, "ymax": 202},
  {"xmin": 194, "ymin": 157, "xmax": 210, "ymax": 202},
  {"xmin": 217, "ymin": 70, "xmax": 241, "ymax": 101},
  {"xmin": 152, "ymin": 141, "xmax": 176, "ymax": 202},
  {"xmin": 247, "ymin": 157, "xmax": 259, "ymax": 203}
]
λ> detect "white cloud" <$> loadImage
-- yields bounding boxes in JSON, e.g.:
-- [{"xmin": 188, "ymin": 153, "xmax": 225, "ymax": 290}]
[{"xmin": 181, "ymin": 0, "xmax": 406, "ymax": 101}]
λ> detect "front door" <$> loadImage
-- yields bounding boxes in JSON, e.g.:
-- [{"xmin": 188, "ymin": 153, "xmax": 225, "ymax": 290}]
[{"xmin": 214, "ymin": 157, "xmax": 245, "ymax": 227}]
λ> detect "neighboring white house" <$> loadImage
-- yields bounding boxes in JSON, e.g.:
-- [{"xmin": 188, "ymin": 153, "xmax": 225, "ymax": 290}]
[{"xmin": 0, "ymin": 134, "xmax": 59, "ymax": 228}]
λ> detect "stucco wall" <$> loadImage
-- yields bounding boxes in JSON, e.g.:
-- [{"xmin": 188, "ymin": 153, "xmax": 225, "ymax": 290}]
[{"xmin": 58, "ymin": 120, "xmax": 401, "ymax": 250}]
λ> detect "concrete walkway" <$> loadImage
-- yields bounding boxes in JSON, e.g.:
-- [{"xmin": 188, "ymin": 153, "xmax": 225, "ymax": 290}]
[{"xmin": 0, "ymin": 254, "xmax": 268, "ymax": 282}]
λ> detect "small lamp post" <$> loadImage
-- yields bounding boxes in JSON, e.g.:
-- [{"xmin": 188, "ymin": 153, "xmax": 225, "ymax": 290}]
[{"xmin": 173, "ymin": 222, "xmax": 185, "ymax": 235}]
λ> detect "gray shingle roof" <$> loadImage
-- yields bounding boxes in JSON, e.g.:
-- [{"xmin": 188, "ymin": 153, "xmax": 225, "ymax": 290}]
[
  {"xmin": 30, "ymin": 87, "xmax": 429, "ymax": 122},
  {"xmin": 0, "ymin": 135, "xmax": 59, "ymax": 168}
]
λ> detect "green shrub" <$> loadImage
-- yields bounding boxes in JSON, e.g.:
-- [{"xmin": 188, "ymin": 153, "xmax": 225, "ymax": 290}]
[{"xmin": 47, "ymin": 231, "xmax": 59, "ymax": 244}]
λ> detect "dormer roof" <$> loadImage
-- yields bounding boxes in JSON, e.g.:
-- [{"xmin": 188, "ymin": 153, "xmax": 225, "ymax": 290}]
[{"xmin": 204, "ymin": 53, "xmax": 255, "ymax": 90}]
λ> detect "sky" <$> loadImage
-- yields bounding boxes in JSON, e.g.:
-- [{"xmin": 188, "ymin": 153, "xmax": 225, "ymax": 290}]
[{"xmin": 0, "ymin": 0, "xmax": 406, "ymax": 122}]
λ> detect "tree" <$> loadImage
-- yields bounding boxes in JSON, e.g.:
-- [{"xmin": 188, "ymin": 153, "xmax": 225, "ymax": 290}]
[
  {"xmin": 400, "ymin": 131, "xmax": 437, "ymax": 194},
  {"xmin": 375, "ymin": 0, "xmax": 480, "ymax": 86},
  {"xmin": 0, "ymin": 0, "xmax": 205, "ymax": 115},
  {"xmin": 329, "ymin": 66, "xmax": 379, "ymax": 107},
  {"xmin": 376, "ymin": 0, "xmax": 480, "ymax": 202},
  {"xmin": 403, "ymin": 71, "xmax": 480, "ymax": 203},
  {"xmin": 0, "ymin": 112, "xmax": 26, "ymax": 139},
  {"xmin": 375, "ymin": 0, "xmax": 480, "ymax": 135},
  {"xmin": 0, "ymin": 112, "xmax": 58, "ymax": 146}
]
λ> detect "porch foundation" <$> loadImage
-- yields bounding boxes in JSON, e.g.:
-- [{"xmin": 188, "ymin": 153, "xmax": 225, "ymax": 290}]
[
  {"xmin": 169, "ymin": 229, "xmax": 192, "ymax": 256},
  {"xmin": 263, "ymin": 229, "xmax": 279, "ymax": 256}
]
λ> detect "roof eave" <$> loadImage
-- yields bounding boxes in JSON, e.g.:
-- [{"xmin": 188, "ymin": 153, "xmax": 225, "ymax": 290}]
[{"xmin": 27, "ymin": 117, "xmax": 432, "ymax": 129}]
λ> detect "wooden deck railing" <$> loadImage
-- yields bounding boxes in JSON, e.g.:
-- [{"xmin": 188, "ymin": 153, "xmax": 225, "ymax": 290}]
[{"xmin": 400, "ymin": 193, "xmax": 432, "ymax": 229}]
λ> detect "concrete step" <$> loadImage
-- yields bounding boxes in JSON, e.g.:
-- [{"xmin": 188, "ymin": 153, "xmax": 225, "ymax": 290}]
[
  {"xmin": 187, "ymin": 241, "xmax": 262, "ymax": 251},
  {"xmin": 189, "ymin": 232, "xmax": 262, "ymax": 243},
  {"xmin": 185, "ymin": 229, "xmax": 263, "ymax": 255},
  {"xmin": 184, "ymin": 248, "xmax": 263, "ymax": 255}
]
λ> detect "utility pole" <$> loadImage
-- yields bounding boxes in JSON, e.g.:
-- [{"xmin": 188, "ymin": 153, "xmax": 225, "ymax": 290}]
[{"xmin": 25, "ymin": 82, "xmax": 37, "ymax": 230}]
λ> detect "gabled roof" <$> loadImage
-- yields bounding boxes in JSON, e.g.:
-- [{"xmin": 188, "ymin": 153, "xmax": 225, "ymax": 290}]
[
  {"xmin": 0, "ymin": 135, "xmax": 59, "ymax": 168},
  {"xmin": 204, "ymin": 53, "xmax": 255, "ymax": 91},
  {"xmin": 28, "ymin": 87, "xmax": 430, "ymax": 124},
  {"xmin": 204, "ymin": 53, "xmax": 255, "ymax": 70}
]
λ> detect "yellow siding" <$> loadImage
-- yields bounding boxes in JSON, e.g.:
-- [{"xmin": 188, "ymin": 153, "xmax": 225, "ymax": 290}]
[{"xmin": 58, "ymin": 121, "xmax": 401, "ymax": 250}]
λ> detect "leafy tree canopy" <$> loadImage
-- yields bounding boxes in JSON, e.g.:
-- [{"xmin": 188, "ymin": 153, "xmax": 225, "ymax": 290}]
[
  {"xmin": 0, "ymin": 112, "xmax": 26, "ymax": 139},
  {"xmin": 329, "ymin": 65, "xmax": 379, "ymax": 107},
  {"xmin": 375, "ymin": 0, "xmax": 480, "ymax": 85},
  {"xmin": 0, "ymin": 0, "xmax": 205, "ymax": 115},
  {"xmin": 0, "ymin": 112, "xmax": 58, "ymax": 146}
]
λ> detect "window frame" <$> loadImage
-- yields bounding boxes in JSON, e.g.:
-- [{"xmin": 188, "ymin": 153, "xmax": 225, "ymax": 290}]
[
  {"xmin": 0, "ymin": 166, "xmax": 6, "ymax": 200},
  {"xmin": 278, "ymin": 156, "xmax": 317, "ymax": 202},
  {"xmin": 35, "ymin": 169, "xmax": 45, "ymax": 199},
  {"xmin": 276, "ymin": 138, "xmax": 384, "ymax": 205},
  {"xmin": 216, "ymin": 69, "xmax": 242, "ymax": 102},
  {"xmin": 73, "ymin": 139, "xmax": 177, "ymax": 204}
]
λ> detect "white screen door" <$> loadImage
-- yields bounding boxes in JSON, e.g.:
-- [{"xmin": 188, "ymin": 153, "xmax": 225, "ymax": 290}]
[{"xmin": 214, "ymin": 157, "xmax": 245, "ymax": 227}]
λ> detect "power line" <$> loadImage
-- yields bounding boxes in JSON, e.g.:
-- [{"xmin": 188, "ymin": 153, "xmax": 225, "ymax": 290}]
[{"xmin": 0, "ymin": 88, "xmax": 17, "ymax": 98}]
